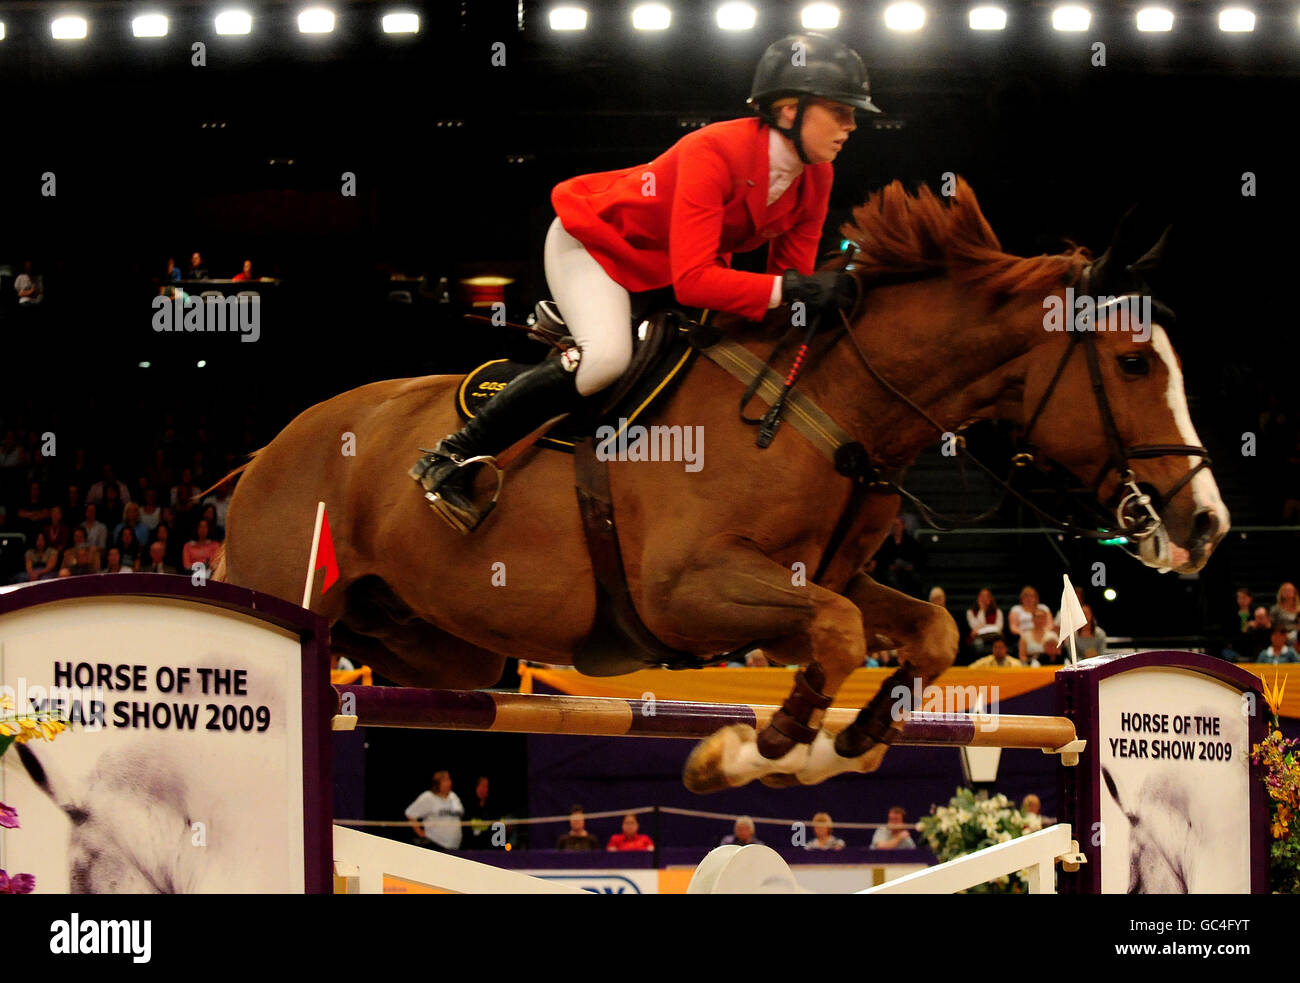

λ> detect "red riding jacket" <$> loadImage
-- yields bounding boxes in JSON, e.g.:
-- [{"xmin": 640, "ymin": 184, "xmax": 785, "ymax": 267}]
[{"xmin": 551, "ymin": 117, "xmax": 833, "ymax": 323}]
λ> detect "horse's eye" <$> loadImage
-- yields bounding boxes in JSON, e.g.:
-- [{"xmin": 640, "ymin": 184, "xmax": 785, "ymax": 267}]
[{"xmin": 1118, "ymin": 354, "xmax": 1149, "ymax": 377}]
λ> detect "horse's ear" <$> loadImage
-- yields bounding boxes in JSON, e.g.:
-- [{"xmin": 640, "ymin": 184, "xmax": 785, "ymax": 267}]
[
  {"xmin": 1127, "ymin": 224, "xmax": 1173, "ymax": 278},
  {"xmin": 1090, "ymin": 204, "xmax": 1145, "ymax": 294}
]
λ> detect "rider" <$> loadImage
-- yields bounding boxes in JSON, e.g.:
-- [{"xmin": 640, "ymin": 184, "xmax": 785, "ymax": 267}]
[{"xmin": 412, "ymin": 32, "xmax": 876, "ymax": 532}]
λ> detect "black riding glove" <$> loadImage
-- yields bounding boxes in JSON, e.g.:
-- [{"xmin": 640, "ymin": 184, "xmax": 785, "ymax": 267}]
[{"xmin": 781, "ymin": 270, "xmax": 858, "ymax": 320}]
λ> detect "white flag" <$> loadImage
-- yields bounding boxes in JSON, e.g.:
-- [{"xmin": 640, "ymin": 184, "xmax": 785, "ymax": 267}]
[{"xmin": 1058, "ymin": 574, "xmax": 1088, "ymax": 663}]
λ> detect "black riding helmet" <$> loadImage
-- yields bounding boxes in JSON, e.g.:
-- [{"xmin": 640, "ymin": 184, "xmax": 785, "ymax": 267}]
[{"xmin": 748, "ymin": 32, "xmax": 882, "ymax": 164}]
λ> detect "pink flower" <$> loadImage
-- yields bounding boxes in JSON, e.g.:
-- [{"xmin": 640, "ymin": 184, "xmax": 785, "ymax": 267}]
[
  {"xmin": 0, "ymin": 869, "xmax": 35, "ymax": 894},
  {"xmin": 0, "ymin": 802, "xmax": 18, "ymax": 829}
]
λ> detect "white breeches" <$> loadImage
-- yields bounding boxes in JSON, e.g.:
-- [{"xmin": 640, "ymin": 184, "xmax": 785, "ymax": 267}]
[{"xmin": 543, "ymin": 216, "xmax": 633, "ymax": 396}]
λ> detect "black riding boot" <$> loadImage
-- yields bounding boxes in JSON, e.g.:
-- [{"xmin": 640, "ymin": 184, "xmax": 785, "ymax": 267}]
[{"xmin": 410, "ymin": 356, "xmax": 584, "ymax": 532}]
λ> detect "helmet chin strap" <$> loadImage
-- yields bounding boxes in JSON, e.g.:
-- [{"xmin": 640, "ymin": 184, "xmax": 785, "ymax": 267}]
[{"xmin": 772, "ymin": 94, "xmax": 812, "ymax": 164}]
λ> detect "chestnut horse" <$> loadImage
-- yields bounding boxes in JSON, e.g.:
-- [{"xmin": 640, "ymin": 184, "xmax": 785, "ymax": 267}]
[{"xmin": 214, "ymin": 177, "xmax": 1229, "ymax": 792}]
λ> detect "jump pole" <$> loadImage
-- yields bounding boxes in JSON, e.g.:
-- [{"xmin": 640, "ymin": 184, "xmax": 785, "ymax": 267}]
[{"xmin": 332, "ymin": 686, "xmax": 1084, "ymax": 760}]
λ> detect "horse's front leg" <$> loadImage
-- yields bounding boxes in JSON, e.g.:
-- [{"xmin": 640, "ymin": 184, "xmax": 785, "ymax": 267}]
[
  {"xmin": 789, "ymin": 572, "xmax": 960, "ymax": 785},
  {"xmin": 656, "ymin": 544, "xmax": 867, "ymax": 794}
]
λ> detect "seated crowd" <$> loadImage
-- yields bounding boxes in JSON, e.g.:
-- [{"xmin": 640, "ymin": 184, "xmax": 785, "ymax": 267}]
[{"xmin": 4, "ymin": 452, "xmax": 232, "ymax": 584}]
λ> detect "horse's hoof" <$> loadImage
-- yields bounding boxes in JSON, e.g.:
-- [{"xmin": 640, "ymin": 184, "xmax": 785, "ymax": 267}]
[{"xmin": 683, "ymin": 724, "xmax": 755, "ymax": 794}]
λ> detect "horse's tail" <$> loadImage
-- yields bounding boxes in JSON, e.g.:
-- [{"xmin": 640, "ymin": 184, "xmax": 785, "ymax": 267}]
[
  {"xmin": 196, "ymin": 448, "xmax": 263, "ymax": 501},
  {"xmin": 200, "ymin": 448, "xmax": 263, "ymax": 584}
]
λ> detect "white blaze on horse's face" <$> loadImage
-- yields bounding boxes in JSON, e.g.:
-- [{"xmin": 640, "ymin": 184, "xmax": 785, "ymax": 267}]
[{"xmin": 1139, "ymin": 325, "xmax": 1230, "ymax": 574}]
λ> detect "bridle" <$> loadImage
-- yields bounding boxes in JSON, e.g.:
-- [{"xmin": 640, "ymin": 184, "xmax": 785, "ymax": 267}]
[{"xmin": 832, "ymin": 263, "xmax": 1212, "ymax": 549}]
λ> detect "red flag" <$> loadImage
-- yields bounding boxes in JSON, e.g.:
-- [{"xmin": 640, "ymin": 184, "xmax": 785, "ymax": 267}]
[{"xmin": 317, "ymin": 507, "xmax": 340, "ymax": 593}]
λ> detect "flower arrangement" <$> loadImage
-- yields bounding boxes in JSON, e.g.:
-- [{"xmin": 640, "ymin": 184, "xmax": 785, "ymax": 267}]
[
  {"xmin": 1251, "ymin": 672, "xmax": 1299, "ymax": 894},
  {"xmin": 916, "ymin": 786, "xmax": 1043, "ymax": 893},
  {"xmin": 0, "ymin": 692, "xmax": 70, "ymax": 894}
]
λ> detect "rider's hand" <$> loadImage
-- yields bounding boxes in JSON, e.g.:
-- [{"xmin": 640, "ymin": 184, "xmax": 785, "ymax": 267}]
[{"xmin": 781, "ymin": 270, "xmax": 858, "ymax": 319}]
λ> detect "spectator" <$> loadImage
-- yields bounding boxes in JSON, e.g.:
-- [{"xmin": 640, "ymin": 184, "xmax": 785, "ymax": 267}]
[
  {"xmin": 966, "ymin": 588, "xmax": 1004, "ymax": 658},
  {"xmin": 805, "ymin": 812, "xmax": 846, "ymax": 851},
  {"xmin": 1008, "ymin": 586, "xmax": 1052, "ymax": 638},
  {"xmin": 16, "ymin": 481, "xmax": 50, "ymax": 534},
  {"xmin": 462, "ymin": 776, "xmax": 502, "ymax": 850},
  {"xmin": 62, "ymin": 484, "xmax": 83, "ymax": 526},
  {"xmin": 1269, "ymin": 583, "xmax": 1299, "ymax": 644},
  {"xmin": 187, "ymin": 252, "xmax": 208, "ymax": 280},
  {"xmin": 720, "ymin": 816, "xmax": 763, "ymax": 847},
  {"xmin": 115, "ymin": 526, "xmax": 142, "ymax": 569},
  {"xmin": 232, "ymin": 259, "xmax": 255, "ymax": 282},
  {"xmin": 43, "ymin": 505, "xmax": 70, "ymax": 555},
  {"xmin": 556, "ymin": 805, "xmax": 601, "ymax": 851},
  {"xmin": 99, "ymin": 484, "xmax": 125, "ymax": 531},
  {"xmin": 1070, "ymin": 604, "xmax": 1107, "ymax": 660},
  {"xmin": 86, "ymin": 465, "xmax": 131, "ymax": 507},
  {"xmin": 0, "ymin": 430, "xmax": 28, "ymax": 470},
  {"xmin": 869, "ymin": 806, "xmax": 916, "ymax": 849},
  {"xmin": 1257, "ymin": 627, "xmax": 1300, "ymax": 664},
  {"xmin": 64, "ymin": 527, "xmax": 100, "ymax": 575},
  {"xmin": 139, "ymin": 540, "xmax": 176, "ymax": 574},
  {"xmin": 182, "ymin": 519, "xmax": 221, "ymax": 574},
  {"xmin": 1245, "ymin": 606, "xmax": 1274, "ymax": 660},
  {"xmin": 928, "ymin": 586, "xmax": 946, "ymax": 608},
  {"xmin": 14, "ymin": 260, "xmax": 43, "ymax": 304},
  {"xmin": 203, "ymin": 481, "xmax": 233, "ymax": 529},
  {"xmin": 1021, "ymin": 793, "xmax": 1056, "ymax": 825},
  {"xmin": 405, "ymin": 771, "xmax": 464, "ymax": 851},
  {"xmin": 970, "ymin": 637, "xmax": 1022, "ymax": 668},
  {"xmin": 1222, "ymin": 587, "xmax": 1256, "ymax": 661},
  {"xmin": 744, "ymin": 649, "xmax": 770, "ymax": 667},
  {"xmin": 80, "ymin": 503, "xmax": 107, "ymax": 551},
  {"xmin": 114, "ymin": 502, "xmax": 146, "ymax": 545},
  {"xmin": 138, "ymin": 487, "xmax": 163, "ymax": 533},
  {"xmin": 198, "ymin": 503, "xmax": 223, "ymax": 541},
  {"xmin": 171, "ymin": 468, "xmax": 199, "ymax": 525},
  {"xmin": 164, "ymin": 258, "xmax": 182, "ymax": 283},
  {"xmin": 14, "ymin": 532, "xmax": 58, "ymax": 583},
  {"xmin": 1019, "ymin": 608, "xmax": 1059, "ymax": 666},
  {"xmin": 607, "ymin": 813, "xmax": 654, "ymax": 852},
  {"xmin": 104, "ymin": 547, "xmax": 133, "ymax": 574}
]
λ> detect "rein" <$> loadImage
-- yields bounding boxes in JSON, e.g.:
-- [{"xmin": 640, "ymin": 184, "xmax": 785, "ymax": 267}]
[{"xmin": 749, "ymin": 263, "xmax": 1210, "ymax": 549}]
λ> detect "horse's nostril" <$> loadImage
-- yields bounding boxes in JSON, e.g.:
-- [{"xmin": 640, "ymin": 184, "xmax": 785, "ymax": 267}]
[{"xmin": 1191, "ymin": 508, "xmax": 1220, "ymax": 546}]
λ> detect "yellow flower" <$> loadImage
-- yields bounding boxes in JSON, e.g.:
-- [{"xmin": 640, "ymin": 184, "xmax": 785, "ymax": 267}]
[
  {"xmin": 0, "ymin": 723, "xmax": 12, "ymax": 737},
  {"xmin": 1262, "ymin": 670, "xmax": 1287, "ymax": 721},
  {"xmin": 18, "ymin": 717, "xmax": 37, "ymax": 732},
  {"xmin": 0, "ymin": 693, "xmax": 13, "ymax": 711}
]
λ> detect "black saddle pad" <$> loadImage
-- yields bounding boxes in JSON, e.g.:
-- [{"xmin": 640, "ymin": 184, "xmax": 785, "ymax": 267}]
[{"xmin": 454, "ymin": 307, "xmax": 700, "ymax": 453}]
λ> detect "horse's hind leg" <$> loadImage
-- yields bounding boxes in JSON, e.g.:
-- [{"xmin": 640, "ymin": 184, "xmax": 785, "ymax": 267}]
[
  {"xmin": 790, "ymin": 572, "xmax": 959, "ymax": 785},
  {"xmin": 651, "ymin": 546, "xmax": 867, "ymax": 793}
]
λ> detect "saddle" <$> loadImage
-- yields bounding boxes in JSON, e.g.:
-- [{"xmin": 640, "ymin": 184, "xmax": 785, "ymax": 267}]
[{"xmin": 452, "ymin": 295, "xmax": 747, "ymax": 676}]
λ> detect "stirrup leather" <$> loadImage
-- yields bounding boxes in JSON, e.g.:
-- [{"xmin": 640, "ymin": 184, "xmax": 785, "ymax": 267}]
[{"xmin": 410, "ymin": 449, "xmax": 506, "ymax": 534}]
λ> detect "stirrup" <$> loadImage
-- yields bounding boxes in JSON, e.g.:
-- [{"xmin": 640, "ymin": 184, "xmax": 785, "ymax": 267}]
[{"xmin": 417, "ymin": 453, "xmax": 506, "ymax": 534}]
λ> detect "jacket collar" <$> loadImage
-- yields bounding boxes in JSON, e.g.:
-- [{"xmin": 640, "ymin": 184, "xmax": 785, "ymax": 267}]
[{"xmin": 745, "ymin": 121, "xmax": 804, "ymax": 230}]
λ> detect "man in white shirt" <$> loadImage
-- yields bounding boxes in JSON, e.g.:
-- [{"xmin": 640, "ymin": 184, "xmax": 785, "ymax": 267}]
[{"xmin": 405, "ymin": 770, "xmax": 464, "ymax": 850}]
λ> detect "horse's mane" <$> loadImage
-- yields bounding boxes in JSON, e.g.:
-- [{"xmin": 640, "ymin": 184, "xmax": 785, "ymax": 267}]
[{"xmin": 839, "ymin": 175, "xmax": 1092, "ymax": 300}]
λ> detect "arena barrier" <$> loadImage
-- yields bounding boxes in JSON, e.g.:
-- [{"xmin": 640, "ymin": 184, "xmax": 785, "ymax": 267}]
[{"xmin": 0, "ymin": 578, "xmax": 1272, "ymax": 894}]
